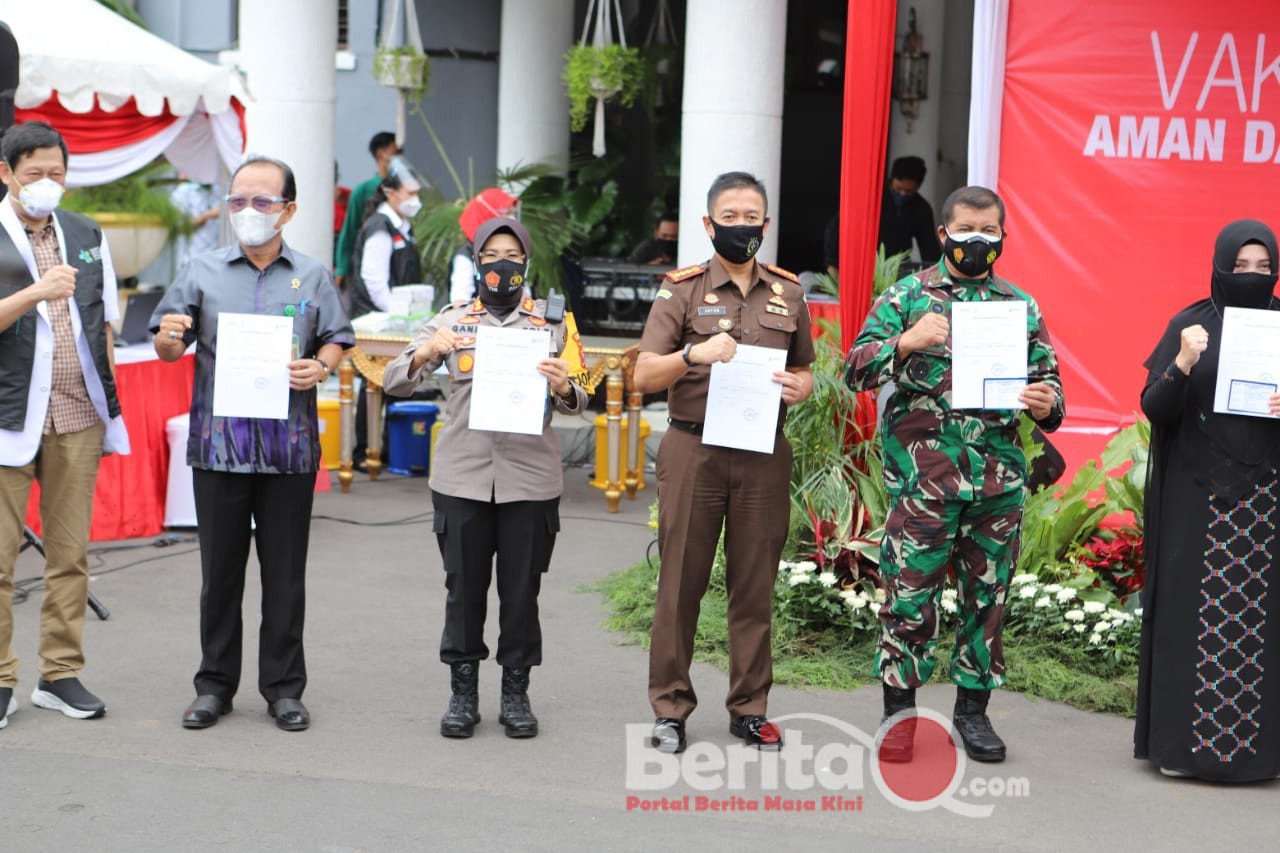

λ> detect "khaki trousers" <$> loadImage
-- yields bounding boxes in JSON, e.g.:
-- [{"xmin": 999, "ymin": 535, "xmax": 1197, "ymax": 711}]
[{"xmin": 0, "ymin": 421, "xmax": 105, "ymax": 687}]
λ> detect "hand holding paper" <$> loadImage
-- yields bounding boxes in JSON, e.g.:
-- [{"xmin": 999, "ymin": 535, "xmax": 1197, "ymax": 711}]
[
  {"xmin": 212, "ymin": 312, "xmax": 293, "ymax": 420},
  {"xmin": 703, "ymin": 344, "xmax": 788, "ymax": 454}
]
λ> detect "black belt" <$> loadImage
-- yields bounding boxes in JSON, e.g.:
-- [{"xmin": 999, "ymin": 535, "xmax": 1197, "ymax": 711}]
[
  {"xmin": 668, "ymin": 418, "xmax": 704, "ymax": 435},
  {"xmin": 668, "ymin": 417, "xmax": 785, "ymax": 437}
]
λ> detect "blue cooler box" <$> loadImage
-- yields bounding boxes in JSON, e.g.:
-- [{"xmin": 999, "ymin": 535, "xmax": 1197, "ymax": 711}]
[{"xmin": 385, "ymin": 401, "xmax": 439, "ymax": 476}]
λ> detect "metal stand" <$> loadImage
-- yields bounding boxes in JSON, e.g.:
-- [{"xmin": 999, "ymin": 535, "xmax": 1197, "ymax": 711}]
[{"xmin": 19, "ymin": 525, "xmax": 109, "ymax": 621}]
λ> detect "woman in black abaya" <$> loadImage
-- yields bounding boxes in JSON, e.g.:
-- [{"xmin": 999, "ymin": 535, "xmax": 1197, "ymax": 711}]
[{"xmin": 1135, "ymin": 219, "xmax": 1280, "ymax": 782}]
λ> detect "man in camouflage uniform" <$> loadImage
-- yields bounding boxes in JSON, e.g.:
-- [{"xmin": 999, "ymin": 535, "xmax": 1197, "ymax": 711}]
[{"xmin": 845, "ymin": 186, "xmax": 1064, "ymax": 763}]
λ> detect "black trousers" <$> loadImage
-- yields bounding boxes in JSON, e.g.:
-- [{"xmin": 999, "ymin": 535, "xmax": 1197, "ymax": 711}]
[
  {"xmin": 192, "ymin": 469, "xmax": 314, "ymax": 703},
  {"xmin": 431, "ymin": 490, "xmax": 559, "ymax": 668}
]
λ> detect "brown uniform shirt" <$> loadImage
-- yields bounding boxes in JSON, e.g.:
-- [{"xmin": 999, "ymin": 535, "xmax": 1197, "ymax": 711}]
[
  {"xmin": 382, "ymin": 296, "xmax": 588, "ymax": 503},
  {"xmin": 638, "ymin": 257, "xmax": 816, "ymax": 424}
]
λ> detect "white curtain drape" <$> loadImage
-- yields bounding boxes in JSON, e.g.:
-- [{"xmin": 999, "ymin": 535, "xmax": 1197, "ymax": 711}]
[{"xmin": 967, "ymin": 0, "xmax": 1009, "ymax": 189}]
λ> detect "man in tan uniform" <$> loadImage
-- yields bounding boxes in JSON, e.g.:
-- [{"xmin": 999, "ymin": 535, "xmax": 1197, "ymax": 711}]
[
  {"xmin": 635, "ymin": 172, "xmax": 815, "ymax": 752},
  {"xmin": 383, "ymin": 217, "xmax": 587, "ymax": 740}
]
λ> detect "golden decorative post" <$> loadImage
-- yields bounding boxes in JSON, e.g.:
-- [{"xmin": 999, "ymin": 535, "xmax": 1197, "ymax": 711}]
[
  {"xmin": 364, "ymin": 382, "xmax": 383, "ymax": 480},
  {"xmin": 604, "ymin": 354, "xmax": 624, "ymax": 513},
  {"xmin": 622, "ymin": 347, "xmax": 642, "ymax": 498},
  {"xmin": 338, "ymin": 356, "xmax": 355, "ymax": 493}
]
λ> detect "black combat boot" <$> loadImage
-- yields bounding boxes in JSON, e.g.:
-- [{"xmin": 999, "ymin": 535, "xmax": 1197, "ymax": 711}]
[
  {"xmin": 440, "ymin": 661, "xmax": 481, "ymax": 738},
  {"xmin": 953, "ymin": 686, "xmax": 1006, "ymax": 762},
  {"xmin": 878, "ymin": 684, "xmax": 917, "ymax": 763},
  {"xmin": 499, "ymin": 666, "xmax": 538, "ymax": 738}
]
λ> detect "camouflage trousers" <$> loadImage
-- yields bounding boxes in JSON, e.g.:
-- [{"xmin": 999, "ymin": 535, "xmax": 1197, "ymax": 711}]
[{"xmin": 874, "ymin": 490, "xmax": 1024, "ymax": 690}]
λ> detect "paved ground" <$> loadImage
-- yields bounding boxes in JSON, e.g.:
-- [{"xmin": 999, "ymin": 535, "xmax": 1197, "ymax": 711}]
[{"xmin": 1, "ymin": 471, "xmax": 1275, "ymax": 852}]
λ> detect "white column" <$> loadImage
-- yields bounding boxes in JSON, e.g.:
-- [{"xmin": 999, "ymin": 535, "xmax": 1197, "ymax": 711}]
[
  {"xmin": 886, "ymin": 0, "xmax": 946, "ymax": 191},
  {"xmin": 238, "ymin": 0, "xmax": 338, "ymax": 263},
  {"xmin": 677, "ymin": 0, "xmax": 787, "ymax": 266},
  {"xmin": 497, "ymin": 0, "xmax": 574, "ymax": 175}
]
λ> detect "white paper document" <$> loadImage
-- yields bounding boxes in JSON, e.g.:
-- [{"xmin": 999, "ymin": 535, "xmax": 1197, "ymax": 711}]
[
  {"xmin": 950, "ymin": 301, "xmax": 1028, "ymax": 409},
  {"xmin": 703, "ymin": 344, "xmax": 789, "ymax": 453},
  {"xmin": 212, "ymin": 313, "xmax": 293, "ymax": 419},
  {"xmin": 469, "ymin": 325, "xmax": 552, "ymax": 435},
  {"xmin": 1214, "ymin": 306, "xmax": 1280, "ymax": 418}
]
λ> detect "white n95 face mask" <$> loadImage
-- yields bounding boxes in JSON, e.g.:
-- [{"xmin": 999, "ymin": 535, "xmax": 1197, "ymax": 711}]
[
  {"xmin": 230, "ymin": 208, "xmax": 281, "ymax": 247},
  {"xmin": 16, "ymin": 177, "xmax": 65, "ymax": 219}
]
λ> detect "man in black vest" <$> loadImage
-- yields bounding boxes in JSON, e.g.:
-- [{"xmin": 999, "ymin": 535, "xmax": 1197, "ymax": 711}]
[{"xmin": 0, "ymin": 121, "xmax": 129, "ymax": 729}]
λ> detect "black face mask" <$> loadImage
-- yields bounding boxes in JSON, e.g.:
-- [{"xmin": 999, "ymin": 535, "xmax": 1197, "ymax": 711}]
[
  {"xmin": 943, "ymin": 231, "xmax": 1003, "ymax": 278},
  {"xmin": 475, "ymin": 259, "xmax": 527, "ymax": 308},
  {"xmin": 656, "ymin": 238, "xmax": 677, "ymax": 258},
  {"xmin": 710, "ymin": 222, "xmax": 764, "ymax": 265},
  {"xmin": 1212, "ymin": 269, "xmax": 1277, "ymax": 310}
]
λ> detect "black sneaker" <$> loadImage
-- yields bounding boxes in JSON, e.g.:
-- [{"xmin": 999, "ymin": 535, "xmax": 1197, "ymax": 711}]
[
  {"xmin": 31, "ymin": 678, "xmax": 106, "ymax": 720},
  {"xmin": 0, "ymin": 686, "xmax": 14, "ymax": 729},
  {"xmin": 649, "ymin": 718, "xmax": 687, "ymax": 754}
]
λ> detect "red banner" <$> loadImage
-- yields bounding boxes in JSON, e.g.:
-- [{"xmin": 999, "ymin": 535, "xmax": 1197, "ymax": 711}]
[{"xmin": 997, "ymin": 2, "xmax": 1280, "ymax": 450}]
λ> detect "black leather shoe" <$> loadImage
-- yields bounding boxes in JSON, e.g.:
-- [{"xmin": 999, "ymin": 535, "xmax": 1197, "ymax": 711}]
[
  {"xmin": 32, "ymin": 678, "xmax": 105, "ymax": 719},
  {"xmin": 953, "ymin": 686, "xmax": 1006, "ymax": 762},
  {"xmin": 0, "ymin": 686, "xmax": 15, "ymax": 730},
  {"xmin": 498, "ymin": 666, "xmax": 538, "ymax": 738},
  {"xmin": 879, "ymin": 684, "xmax": 917, "ymax": 763},
  {"xmin": 729, "ymin": 714, "xmax": 783, "ymax": 750},
  {"xmin": 649, "ymin": 718, "xmax": 687, "ymax": 754},
  {"xmin": 268, "ymin": 698, "xmax": 310, "ymax": 732},
  {"xmin": 441, "ymin": 661, "xmax": 481, "ymax": 738},
  {"xmin": 182, "ymin": 694, "xmax": 231, "ymax": 729}
]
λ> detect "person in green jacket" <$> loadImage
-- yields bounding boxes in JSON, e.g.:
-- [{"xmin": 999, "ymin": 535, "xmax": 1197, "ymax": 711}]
[{"xmin": 334, "ymin": 131, "xmax": 399, "ymax": 284}]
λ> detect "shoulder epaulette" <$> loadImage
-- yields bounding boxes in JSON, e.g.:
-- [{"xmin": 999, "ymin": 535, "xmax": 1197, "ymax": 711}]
[
  {"xmin": 762, "ymin": 263, "xmax": 799, "ymax": 284},
  {"xmin": 665, "ymin": 263, "xmax": 706, "ymax": 283}
]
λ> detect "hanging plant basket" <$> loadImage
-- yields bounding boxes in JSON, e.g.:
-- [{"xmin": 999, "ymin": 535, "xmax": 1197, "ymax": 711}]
[
  {"xmin": 374, "ymin": 46, "xmax": 429, "ymax": 91},
  {"xmin": 563, "ymin": 43, "xmax": 642, "ymax": 133}
]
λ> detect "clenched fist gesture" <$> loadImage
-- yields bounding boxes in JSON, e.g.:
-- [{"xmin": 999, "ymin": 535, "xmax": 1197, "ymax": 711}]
[
  {"xmin": 1175, "ymin": 324, "xmax": 1208, "ymax": 375},
  {"xmin": 898, "ymin": 312, "xmax": 949, "ymax": 357},
  {"xmin": 691, "ymin": 332, "xmax": 737, "ymax": 365}
]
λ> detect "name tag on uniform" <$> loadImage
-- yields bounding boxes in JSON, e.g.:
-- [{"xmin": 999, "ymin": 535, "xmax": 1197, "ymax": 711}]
[
  {"xmin": 765, "ymin": 304, "xmax": 790, "ymax": 316},
  {"xmin": 697, "ymin": 306, "xmax": 727, "ymax": 316}
]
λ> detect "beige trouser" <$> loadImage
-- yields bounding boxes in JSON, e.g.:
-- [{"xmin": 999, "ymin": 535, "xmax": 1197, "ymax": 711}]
[{"xmin": 0, "ymin": 421, "xmax": 105, "ymax": 688}]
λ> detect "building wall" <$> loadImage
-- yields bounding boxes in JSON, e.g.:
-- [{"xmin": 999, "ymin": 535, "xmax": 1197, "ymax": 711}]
[{"xmin": 403, "ymin": 0, "xmax": 500, "ymax": 197}]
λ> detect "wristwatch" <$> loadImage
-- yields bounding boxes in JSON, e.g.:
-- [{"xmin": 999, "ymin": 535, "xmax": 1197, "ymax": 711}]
[
  {"xmin": 682, "ymin": 343, "xmax": 695, "ymax": 366},
  {"xmin": 313, "ymin": 357, "xmax": 331, "ymax": 379}
]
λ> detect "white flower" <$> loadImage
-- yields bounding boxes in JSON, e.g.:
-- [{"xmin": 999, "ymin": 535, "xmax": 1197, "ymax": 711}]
[
  {"xmin": 1064, "ymin": 609, "xmax": 1085, "ymax": 622},
  {"xmin": 940, "ymin": 597, "xmax": 958, "ymax": 614},
  {"xmin": 1094, "ymin": 620, "xmax": 1111, "ymax": 632},
  {"xmin": 788, "ymin": 574, "xmax": 810, "ymax": 587},
  {"xmin": 1056, "ymin": 588, "xmax": 1077, "ymax": 603},
  {"xmin": 1134, "ymin": 608, "xmax": 1144, "ymax": 618},
  {"xmin": 1088, "ymin": 632, "xmax": 1102, "ymax": 644},
  {"xmin": 1012, "ymin": 573, "xmax": 1039, "ymax": 585},
  {"xmin": 869, "ymin": 602, "xmax": 881, "ymax": 616},
  {"xmin": 792, "ymin": 561, "xmax": 817, "ymax": 575},
  {"xmin": 941, "ymin": 588, "xmax": 958, "ymax": 601},
  {"xmin": 1018, "ymin": 585, "xmax": 1039, "ymax": 599},
  {"xmin": 1082, "ymin": 601, "xmax": 1106, "ymax": 615},
  {"xmin": 838, "ymin": 589, "xmax": 860, "ymax": 603},
  {"xmin": 1073, "ymin": 624, "xmax": 1087, "ymax": 633},
  {"xmin": 778, "ymin": 560, "xmax": 794, "ymax": 571},
  {"xmin": 1043, "ymin": 583, "xmax": 1064, "ymax": 594},
  {"xmin": 873, "ymin": 588, "xmax": 887, "ymax": 603},
  {"xmin": 818, "ymin": 572, "xmax": 837, "ymax": 588},
  {"xmin": 1107, "ymin": 608, "xmax": 1130, "ymax": 622},
  {"xmin": 848, "ymin": 596, "xmax": 868, "ymax": 611},
  {"xmin": 1034, "ymin": 596, "xmax": 1052, "ymax": 608}
]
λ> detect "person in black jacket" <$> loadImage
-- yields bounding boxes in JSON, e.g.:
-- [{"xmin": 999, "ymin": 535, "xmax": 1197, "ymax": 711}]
[{"xmin": 878, "ymin": 155, "xmax": 940, "ymax": 266}]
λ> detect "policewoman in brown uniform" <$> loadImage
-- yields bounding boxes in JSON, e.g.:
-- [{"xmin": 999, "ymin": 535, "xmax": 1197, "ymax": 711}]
[
  {"xmin": 635, "ymin": 172, "xmax": 815, "ymax": 752},
  {"xmin": 382, "ymin": 217, "xmax": 587, "ymax": 740}
]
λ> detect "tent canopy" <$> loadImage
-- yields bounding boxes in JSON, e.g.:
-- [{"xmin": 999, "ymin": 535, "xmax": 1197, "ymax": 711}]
[
  {"xmin": 1, "ymin": 0, "xmax": 246, "ymax": 186},
  {"xmin": 3, "ymin": 0, "xmax": 239, "ymax": 116}
]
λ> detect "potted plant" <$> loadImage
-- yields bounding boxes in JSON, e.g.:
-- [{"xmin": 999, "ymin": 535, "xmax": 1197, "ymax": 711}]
[
  {"xmin": 563, "ymin": 43, "xmax": 643, "ymax": 134},
  {"xmin": 374, "ymin": 44, "xmax": 429, "ymax": 92},
  {"xmin": 60, "ymin": 166, "xmax": 187, "ymax": 279}
]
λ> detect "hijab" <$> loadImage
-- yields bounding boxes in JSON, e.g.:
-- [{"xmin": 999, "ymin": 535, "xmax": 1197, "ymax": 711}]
[{"xmin": 1142, "ymin": 219, "xmax": 1280, "ymax": 502}]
